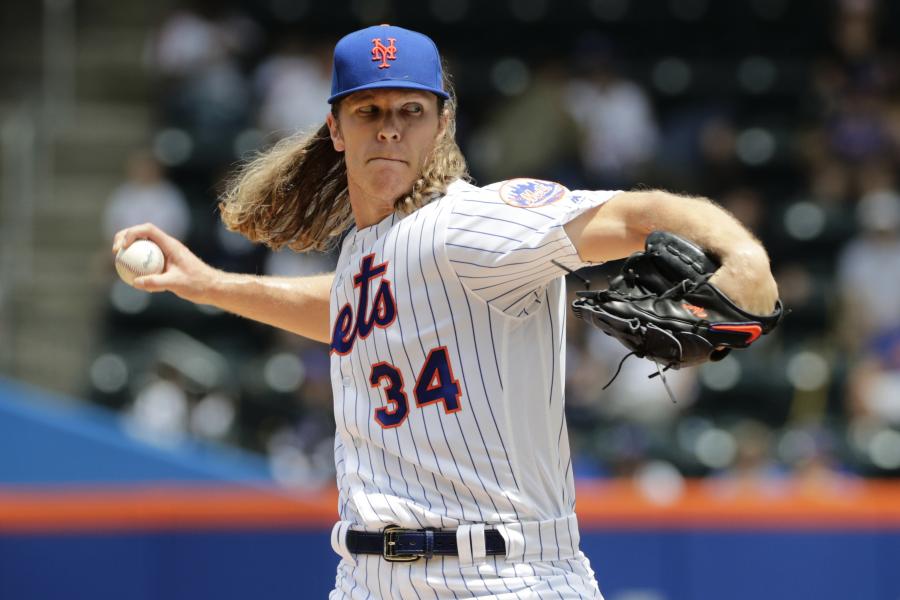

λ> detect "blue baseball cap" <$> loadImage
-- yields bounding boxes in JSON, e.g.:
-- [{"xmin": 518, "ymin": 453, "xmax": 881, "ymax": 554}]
[{"xmin": 328, "ymin": 24, "xmax": 449, "ymax": 104}]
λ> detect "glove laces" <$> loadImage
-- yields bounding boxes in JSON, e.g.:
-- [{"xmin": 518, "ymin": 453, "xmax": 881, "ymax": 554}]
[{"xmin": 602, "ymin": 352, "xmax": 679, "ymax": 404}]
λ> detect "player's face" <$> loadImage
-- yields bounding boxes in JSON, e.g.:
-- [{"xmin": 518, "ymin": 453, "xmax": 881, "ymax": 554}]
[{"xmin": 327, "ymin": 89, "xmax": 446, "ymax": 225}]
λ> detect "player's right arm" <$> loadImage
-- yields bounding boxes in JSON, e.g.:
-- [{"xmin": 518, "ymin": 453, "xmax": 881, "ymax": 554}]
[{"xmin": 112, "ymin": 223, "xmax": 333, "ymax": 344}]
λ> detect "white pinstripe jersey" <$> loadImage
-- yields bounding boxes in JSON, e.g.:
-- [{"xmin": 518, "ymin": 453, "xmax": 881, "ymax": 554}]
[{"xmin": 328, "ymin": 178, "xmax": 617, "ymax": 532}]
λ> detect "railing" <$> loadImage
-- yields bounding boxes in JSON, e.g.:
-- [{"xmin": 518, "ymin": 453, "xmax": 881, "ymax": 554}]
[
  {"xmin": 0, "ymin": 106, "xmax": 36, "ymax": 372},
  {"xmin": 43, "ymin": 0, "xmax": 76, "ymax": 131},
  {"xmin": 0, "ymin": 0, "xmax": 76, "ymax": 374}
]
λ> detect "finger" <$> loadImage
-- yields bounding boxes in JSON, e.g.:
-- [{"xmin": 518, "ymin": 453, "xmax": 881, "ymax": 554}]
[
  {"xmin": 121, "ymin": 223, "xmax": 162, "ymax": 249},
  {"xmin": 133, "ymin": 274, "xmax": 164, "ymax": 292},
  {"xmin": 112, "ymin": 230, "xmax": 126, "ymax": 254},
  {"xmin": 114, "ymin": 224, "xmax": 165, "ymax": 254},
  {"xmin": 119, "ymin": 223, "xmax": 182, "ymax": 258}
]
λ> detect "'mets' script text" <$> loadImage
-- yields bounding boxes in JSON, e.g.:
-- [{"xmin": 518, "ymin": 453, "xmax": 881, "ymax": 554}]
[{"xmin": 330, "ymin": 254, "xmax": 396, "ymax": 355}]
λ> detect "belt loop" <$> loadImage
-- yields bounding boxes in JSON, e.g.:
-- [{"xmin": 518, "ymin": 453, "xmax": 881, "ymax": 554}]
[
  {"xmin": 456, "ymin": 524, "xmax": 487, "ymax": 566},
  {"xmin": 330, "ymin": 521, "xmax": 358, "ymax": 566},
  {"xmin": 423, "ymin": 529, "xmax": 435, "ymax": 559},
  {"xmin": 494, "ymin": 523, "xmax": 526, "ymax": 562}
]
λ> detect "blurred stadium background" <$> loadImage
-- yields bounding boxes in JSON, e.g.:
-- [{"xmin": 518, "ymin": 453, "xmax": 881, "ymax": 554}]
[{"xmin": 3, "ymin": 0, "xmax": 900, "ymax": 598}]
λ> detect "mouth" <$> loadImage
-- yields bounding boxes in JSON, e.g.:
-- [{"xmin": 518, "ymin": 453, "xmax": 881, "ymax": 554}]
[{"xmin": 367, "ymin": 157, "xmax": 408, "ymax": 165}]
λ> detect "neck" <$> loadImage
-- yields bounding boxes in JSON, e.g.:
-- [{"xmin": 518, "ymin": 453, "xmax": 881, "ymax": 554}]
[{"xmin": 348, "ymin": 182, "xmax": 397, "ymax": 229}]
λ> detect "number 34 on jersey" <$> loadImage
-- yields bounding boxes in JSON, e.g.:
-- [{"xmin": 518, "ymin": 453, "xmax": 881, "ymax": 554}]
[{"xmin": 330, "ymin": 254, "xmax": 462, "ymax": 429}]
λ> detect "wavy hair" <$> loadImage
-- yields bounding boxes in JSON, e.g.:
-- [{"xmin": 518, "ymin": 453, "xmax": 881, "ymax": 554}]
[{"xmin": 219, "ymin": 75, "xmax": 468, "ymax": 253}]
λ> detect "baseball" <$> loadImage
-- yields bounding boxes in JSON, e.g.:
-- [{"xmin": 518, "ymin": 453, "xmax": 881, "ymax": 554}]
[{"xmin": 115, "ymin": 239, "xmax": 165, "ymax": 286}]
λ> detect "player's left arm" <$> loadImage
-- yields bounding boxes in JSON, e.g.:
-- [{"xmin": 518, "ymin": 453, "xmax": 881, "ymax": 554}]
[{"xmin": 564, "ymin": 189, "xmax": 778, "ymax": 315}]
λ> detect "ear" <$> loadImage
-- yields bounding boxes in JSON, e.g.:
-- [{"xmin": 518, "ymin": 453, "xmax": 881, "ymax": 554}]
[
  {"xmin": 437, "ymin": 110, "xmax": 449, "ymax": 140},
  {"xmin": 326, "ymin": 112, "xmax": 345, "ymax": 152}
]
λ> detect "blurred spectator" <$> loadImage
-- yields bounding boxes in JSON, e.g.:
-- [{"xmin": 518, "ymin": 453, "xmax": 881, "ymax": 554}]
[
  {"xmin": 825, "ymin": 89, "xmax": 892, "ymax": 165},
  {"xmin": 103, "ymin": 152, "xmax": 191, "ymax": 241},
  {"xmin": 783, "ymin": 424, "xmax": 858, "ymax": 493},
  {"xmin": 632, "ymin": 459, "xmax": 685, "ymax": 505},
  {"xmin": 705, "ymin": 420, "xmax": 787, "ymax": 495},
  {"xmin": 190, "ymin": 390, "xmax": 238, "ymax": 442},
  {"xmin": 147, "ymin": 9, "xmax": 229, "ymax": 79},
  {"xmin": 564, "ymin": 43, "xmax": 659, "ymax": 188},
  {"xmin": 125, "ymin": 371, "xmax": 190, "ymax": 445},
  {"xmin": 254, "ymin": 37, "xmax": 332, "ymax": 137},
  {"xmin": 145, "ymin": 4, "xmax": 262, "ymax": 81},
  {"xmin": 163, "ymin": 60, "xmax": 252, "ymax": 167},
  {"xmin": 774, "ymin": 262, "xmax": 828, "ymax": 342},
  {"xmin": 836, "ymin": 188, "xmax": 900, "ymax": 347},
  {"xmin": 856, "ymin": 158, "xmax": 897, "ymax": 196},
  {"xmin": 831, "ymin": 0, "xmax": 891, "ymax": 92},
  {"xmin": 468, "ymin": 62, "xmax": 579, "ymax": 183},
  {"xmin": 885, "ymin": 102, "xmax": 900, "ymax": 154},
  {"xmin": 731, "ymin": 420, "xmax": 783, "ymax": 480},
  {"xmin": 846, "ymin": 325, "xmax": 900, "ymax": 424},
  {"xmin": 807, "ymin": 0, "xmax": 896, "ymax": 200},
  {"xmin": 654, "ymin": 106, "xmax": 739, "ymax": 194}
]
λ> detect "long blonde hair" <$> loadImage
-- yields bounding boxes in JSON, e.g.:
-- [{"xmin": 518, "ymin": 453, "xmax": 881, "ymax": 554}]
[{"xmin": 219, "ymin": 76, "xmax": 468, "ymax": 253}]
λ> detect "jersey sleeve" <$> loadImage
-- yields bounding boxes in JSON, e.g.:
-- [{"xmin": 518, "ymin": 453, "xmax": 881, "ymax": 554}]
[{"xmin": 444, "ymin": 178, "xmax": 620, "ymax": 317}]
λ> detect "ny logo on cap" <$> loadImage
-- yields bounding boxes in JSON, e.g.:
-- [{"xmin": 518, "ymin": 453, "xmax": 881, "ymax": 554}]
[{"xmin": 371, "ymin": 37, "xmax": 397, "ymax": 69}]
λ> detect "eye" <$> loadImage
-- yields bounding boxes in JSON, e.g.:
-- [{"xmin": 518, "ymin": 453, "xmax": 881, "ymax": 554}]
[
  {"xmin": 357, "ymin": 105, "xmax": 378, "ymax": 115},
  {"xmin": 403, "ymin": 103, "xmax": 424, "ymax": 114}
]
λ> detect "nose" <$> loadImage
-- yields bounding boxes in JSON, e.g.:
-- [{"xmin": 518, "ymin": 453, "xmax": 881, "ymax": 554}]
[{"xmin": 377, "ymin": 111, "xmax": 401, "ymax": 141}]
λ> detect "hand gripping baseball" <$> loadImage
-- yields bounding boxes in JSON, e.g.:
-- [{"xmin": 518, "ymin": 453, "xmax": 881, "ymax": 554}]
[
  {"xmin": 111, "ymin": 222, "xmax": 220, "ymax": 305},
  {"xmin": 572, "ymin": 231, "xmax": 785, "ymax": 398}
]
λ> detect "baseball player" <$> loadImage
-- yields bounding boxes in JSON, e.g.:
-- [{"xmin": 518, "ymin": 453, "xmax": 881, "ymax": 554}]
[{"xmin": 113, "ymin": 25, "xmax": 778, "ymax": 599}]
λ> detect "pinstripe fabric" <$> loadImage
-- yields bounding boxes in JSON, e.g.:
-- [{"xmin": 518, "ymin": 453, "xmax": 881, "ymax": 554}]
[
  {"xmin": 328, "ymin": 179, "xmax": 617, "ymax": 598},
  {"xmin": 333, "ymin": 553, "xmax": 603, "ymax": 599}
]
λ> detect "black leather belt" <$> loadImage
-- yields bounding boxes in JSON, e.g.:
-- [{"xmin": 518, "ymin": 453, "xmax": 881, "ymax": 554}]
[{"xmin": 346, "ymin": 526, "xmax": 506, "ymax": 562}]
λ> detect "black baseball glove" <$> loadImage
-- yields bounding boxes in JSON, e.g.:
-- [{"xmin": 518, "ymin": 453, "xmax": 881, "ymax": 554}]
[{"xmin": 572, "ymin": 231, "xmax": 784, "ymax": 391}]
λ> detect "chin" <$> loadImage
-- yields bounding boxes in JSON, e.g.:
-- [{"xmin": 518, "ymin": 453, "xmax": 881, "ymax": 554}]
[{"xmin": 368, "ymin": 170, "xmax": 416, "ymax": 201}]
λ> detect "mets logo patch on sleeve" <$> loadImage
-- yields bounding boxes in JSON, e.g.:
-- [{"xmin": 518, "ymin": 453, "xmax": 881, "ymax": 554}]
[{"xmin": 499, "ymin": 178, "xmax": 568, "ymax": 208}]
